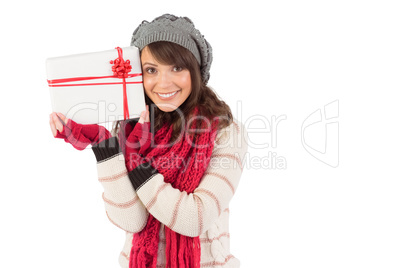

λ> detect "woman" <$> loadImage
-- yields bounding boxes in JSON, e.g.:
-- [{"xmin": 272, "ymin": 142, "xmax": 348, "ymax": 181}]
[{"xmin": 49, "ymin": 14, "xmax": 248, "ymax": 268}]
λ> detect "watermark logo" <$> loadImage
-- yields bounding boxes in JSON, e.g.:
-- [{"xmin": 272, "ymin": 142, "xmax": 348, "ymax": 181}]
[
  {"xmin": 235, "ymin": 101, "xmax": 287, "ymax": 170},
  {"xmin": 301, "ymin": 100, "xmax": 339, "ymax": 167}
]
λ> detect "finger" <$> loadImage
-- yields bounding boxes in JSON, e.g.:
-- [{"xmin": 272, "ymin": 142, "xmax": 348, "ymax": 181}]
[
  {"xmin": 144, "ymin": 110, "xmax": 150, "ymax": 122},
  {"xmin": 50, "ymin": 112, "xmax": 61, "ymax": 130},
  {"xmin": 57, "ymin": 113, "xmax": 68, "ymax": 125},
  {"xmin": 49, "ymin": 114, "xmax": 58, "ymax": 136},
  {"xmin": 144, "ymin": 105, "xmax": 150, "ymax": 123},
  {"xmin": 52, "ymin": 113, "xmax": 64, "ymax": 133},
  {"xmin": 138, "ymin": 111, "xmax": 146, "ymax": 124}
]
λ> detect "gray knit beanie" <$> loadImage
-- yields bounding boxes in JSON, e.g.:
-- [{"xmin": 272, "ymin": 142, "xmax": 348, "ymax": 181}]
[{"xmin": 130, "ymin": 14, "xmax": 213, "ymax": 84}]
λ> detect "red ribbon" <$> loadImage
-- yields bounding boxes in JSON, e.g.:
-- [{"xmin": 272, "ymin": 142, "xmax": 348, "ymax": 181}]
[
  {"xmin": 47, "ymin": 74, "xmax": 142, "ymax": 85},
  {"xmin": 110, "ymin": 47, "xmax": 132, "ymax": 120},
  {"xmin": 47, "ymin": 47, "xmax": 142, "ymax": 120}
]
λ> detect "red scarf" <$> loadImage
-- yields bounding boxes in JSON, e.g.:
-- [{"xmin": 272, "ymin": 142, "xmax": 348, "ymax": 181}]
[{"xmin": 127, "ymin": 107, "xmax": 219, "ymax": 268}]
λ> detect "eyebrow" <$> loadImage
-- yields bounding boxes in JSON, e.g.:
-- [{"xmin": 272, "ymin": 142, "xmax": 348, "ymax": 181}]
[{"xmin": 142, "ymin": 62, "xmax": 158, "ymax": 67}]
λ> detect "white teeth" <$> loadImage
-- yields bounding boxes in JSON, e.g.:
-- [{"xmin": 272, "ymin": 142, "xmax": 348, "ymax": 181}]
[{"xmin": 157, "ymin": 91, "xmax": 178, "ymax": 98}]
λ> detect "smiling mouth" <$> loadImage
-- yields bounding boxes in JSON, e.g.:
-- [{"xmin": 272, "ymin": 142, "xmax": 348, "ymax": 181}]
[{"xmin": 156, "ymin": 90, "xmax": 180, "ymax": 98}]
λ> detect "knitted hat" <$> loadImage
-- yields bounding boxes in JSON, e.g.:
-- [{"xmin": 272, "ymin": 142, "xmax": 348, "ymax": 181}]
[{"xmin": 130, "ymin": 14, "xmax": 213, "ymax": 84}]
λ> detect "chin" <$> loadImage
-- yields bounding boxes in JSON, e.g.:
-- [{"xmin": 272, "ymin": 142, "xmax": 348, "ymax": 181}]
[{"xmin": 155, "ymin": 103, "xmax": 180, "ymax": 113}]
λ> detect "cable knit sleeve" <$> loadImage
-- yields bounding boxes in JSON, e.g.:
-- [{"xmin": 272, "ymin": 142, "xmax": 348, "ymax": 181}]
[
  {"xmin": 129, "ymin": 119, "xmax": 248, "ymax": 237},
  {"xmin": 92, "ymin": 137, "xmax": 149, "ymax": 233}
]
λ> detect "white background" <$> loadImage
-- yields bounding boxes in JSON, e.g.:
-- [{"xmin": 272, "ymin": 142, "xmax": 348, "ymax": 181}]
[{"xmin": 1, "ymin": 0, "xmax": 401, "ymax": 267}]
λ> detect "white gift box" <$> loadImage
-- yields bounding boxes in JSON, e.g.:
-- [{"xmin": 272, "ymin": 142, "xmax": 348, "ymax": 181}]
[{"xmin": 46, "ymin": 46, "xmax": 146, "ymax": 124}]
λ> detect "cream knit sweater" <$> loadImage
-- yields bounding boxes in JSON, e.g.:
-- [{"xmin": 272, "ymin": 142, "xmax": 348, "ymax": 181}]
[{"xmin": 92, "ymin": 118, "xmax": 248, "ymax": 267}]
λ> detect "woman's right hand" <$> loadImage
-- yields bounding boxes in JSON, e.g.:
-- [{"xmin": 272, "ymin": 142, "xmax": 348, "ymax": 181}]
[
  {"xmin": 49, "ymin": 112, "xmax": 112, "ymax": 150},
  {"xmin": 49, "ymin": 112, "xmax": 68, "ymax": 138},
  {"xmin": 124, "ymin": 105, "xmax": 153, "ymax": 171}
]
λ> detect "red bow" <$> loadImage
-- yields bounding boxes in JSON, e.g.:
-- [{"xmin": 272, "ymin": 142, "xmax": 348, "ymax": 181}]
[{"xmin": 110, "ymin": 47, "xmax": 132, "ymax": 119}]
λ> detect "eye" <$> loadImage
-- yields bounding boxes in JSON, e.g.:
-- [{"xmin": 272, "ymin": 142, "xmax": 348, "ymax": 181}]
[
  {"xmin": 173, "ymin": 66, "xmax": 183, "ymax": 72},
  {"xmin": 145, "ymin": 67, "xmax": 156, "ymax": 74}
]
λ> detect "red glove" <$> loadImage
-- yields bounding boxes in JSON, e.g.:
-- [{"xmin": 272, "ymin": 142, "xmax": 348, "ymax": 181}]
[
  {"xmin": 51, "ymin": 113, "xmax": 112, "ymax": 150},
  {"xmin": 124, "ymin": 121, "xmax": 153, "ymax": 171}
]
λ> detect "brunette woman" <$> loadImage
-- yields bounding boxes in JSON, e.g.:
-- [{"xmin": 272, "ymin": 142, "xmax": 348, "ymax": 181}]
[{"xmin": 49, "ymin": 14, "xmax": 248, "ymax": 268}]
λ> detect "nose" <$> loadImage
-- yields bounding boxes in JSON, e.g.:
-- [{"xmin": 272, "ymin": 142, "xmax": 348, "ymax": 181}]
[{"xmin": 157, "ymin": 70, "xmax": 173, "ymax": 89}]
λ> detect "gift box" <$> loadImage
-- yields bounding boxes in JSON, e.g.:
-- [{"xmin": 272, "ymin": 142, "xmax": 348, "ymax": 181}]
[{"xmin": 46, "ymin": 46, "xmax": 146, "ymax": 124}]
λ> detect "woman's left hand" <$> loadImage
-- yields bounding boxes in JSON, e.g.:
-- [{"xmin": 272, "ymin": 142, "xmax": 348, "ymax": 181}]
[{"xmin": 138, "ymin": 105, "xmax": 150, "ymax": 124}]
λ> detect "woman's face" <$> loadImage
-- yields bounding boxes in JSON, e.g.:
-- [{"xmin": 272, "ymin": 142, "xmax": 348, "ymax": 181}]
[{"xmin": 141, "ymin": 46, "xmax": 192, "ymax": 113}]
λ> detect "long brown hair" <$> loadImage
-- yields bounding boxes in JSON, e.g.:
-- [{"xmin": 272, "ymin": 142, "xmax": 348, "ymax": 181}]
[{"xmin": 113, "ymin": 41, "xmax": 233, "ymax": 143}]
